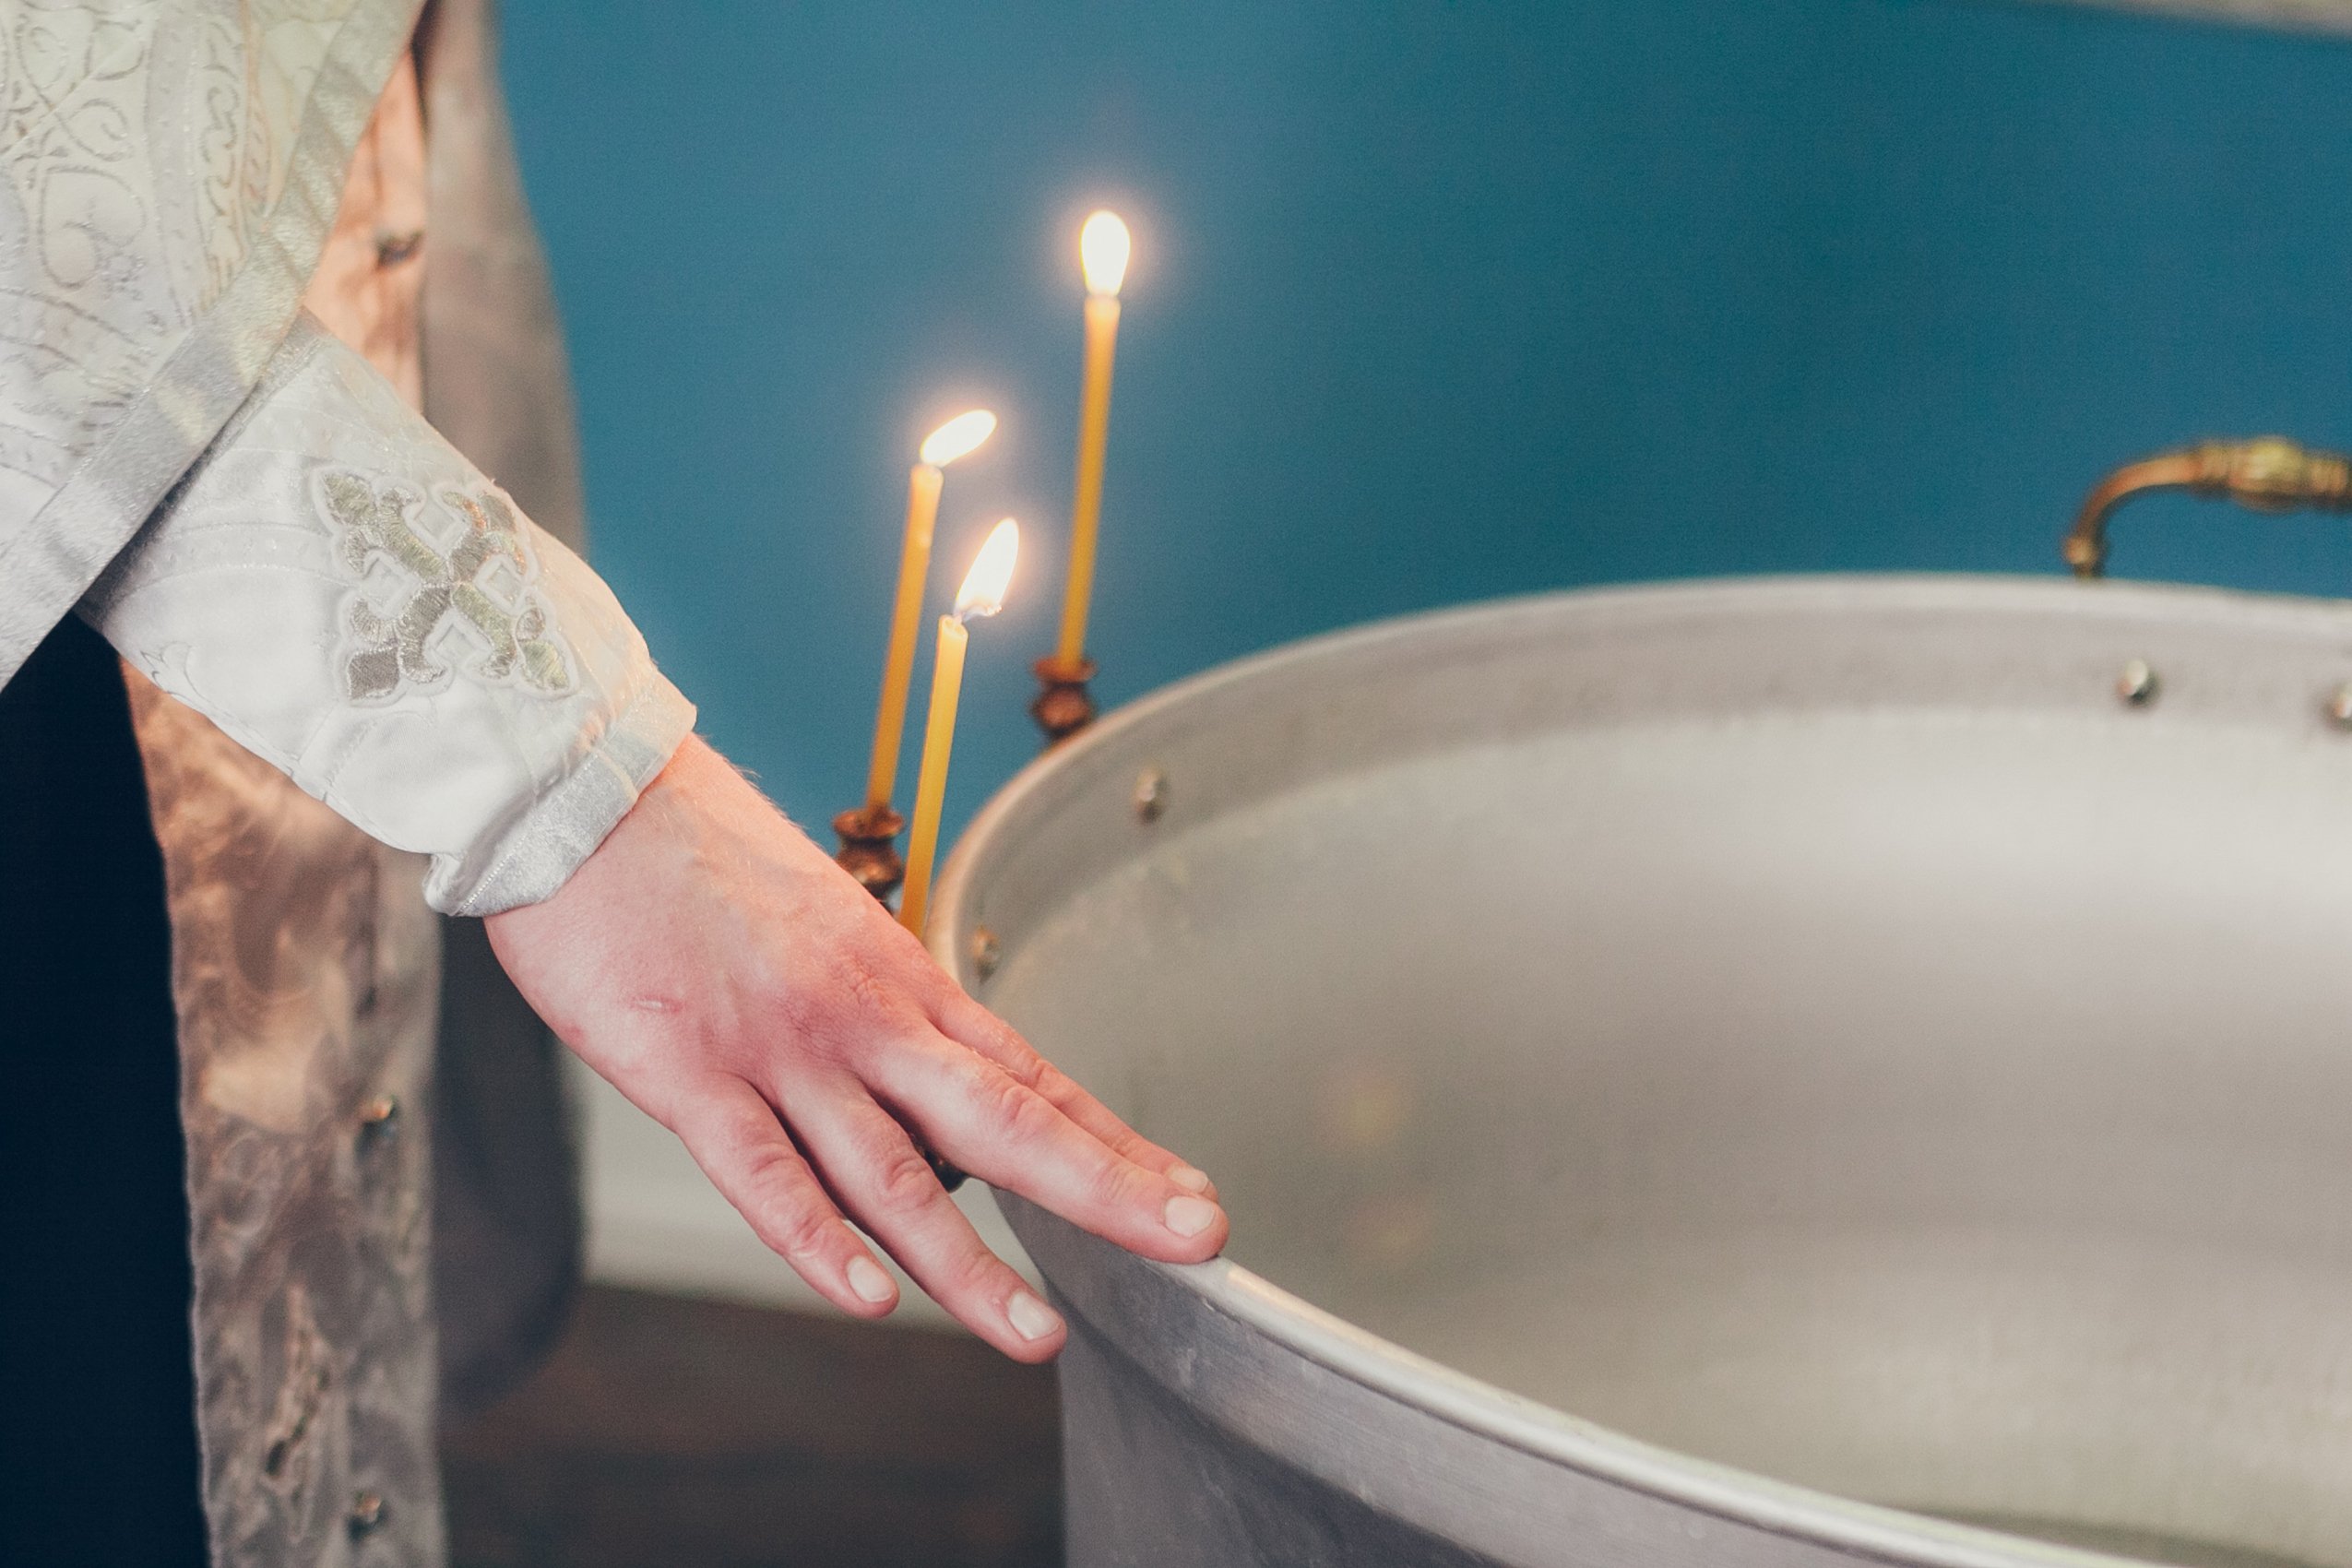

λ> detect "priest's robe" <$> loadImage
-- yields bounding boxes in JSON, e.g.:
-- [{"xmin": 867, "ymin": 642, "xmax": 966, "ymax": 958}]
[{"xmin": 0, "ymin": 4, "xmax": 694, "ymax": 1561}]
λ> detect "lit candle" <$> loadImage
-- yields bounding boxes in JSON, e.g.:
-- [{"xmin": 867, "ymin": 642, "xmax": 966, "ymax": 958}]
[
  {"xmin": 1054, "ymin": 210, "xmax": 1130, "ymax": 667},
  {"xmin": 864, "ymin": 410, "xmax": 996, "ymax": 813},
  {"xmin": 900, "ymin": 518, "xmax": 1021, "ymax": 936}
]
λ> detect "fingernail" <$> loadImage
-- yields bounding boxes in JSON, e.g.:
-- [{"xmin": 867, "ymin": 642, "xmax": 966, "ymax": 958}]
[
  {"xmin": 1007, "ymin": 1289, "xmax": 1062, "ymax": 1341},
  {"xmin": 1165, "ymin": 1194, "xmax": 1220, "ymax": 1238},
  {"xmin": 1169, "ymin": 1164, "xmax": 1212, "ymax": 1194},
  {"xmin": 848, "ymin": 1257, "xmax": 896, "ymax": 1304}
]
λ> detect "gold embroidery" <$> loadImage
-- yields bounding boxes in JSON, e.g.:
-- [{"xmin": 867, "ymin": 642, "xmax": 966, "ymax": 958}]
[{"xmin": 320, "ymin": 469, "xmax": 576, "ymax": 704}]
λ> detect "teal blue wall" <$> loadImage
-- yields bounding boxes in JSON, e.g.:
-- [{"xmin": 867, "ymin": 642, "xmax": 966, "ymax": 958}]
[{"xmin": 501, "ymin": 1, "xmax": 2352, "ymax": 843}]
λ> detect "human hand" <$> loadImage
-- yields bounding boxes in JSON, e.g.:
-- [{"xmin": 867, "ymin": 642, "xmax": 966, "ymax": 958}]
[{"xmin": 484, "ymin": 735, "xmax": 1226, "ymax": 1361}]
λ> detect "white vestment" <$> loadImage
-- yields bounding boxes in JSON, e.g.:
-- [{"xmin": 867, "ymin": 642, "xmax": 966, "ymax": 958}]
[{"xmin": 0, "ymin": 5, "xmax": 692, "ymax": 1560}]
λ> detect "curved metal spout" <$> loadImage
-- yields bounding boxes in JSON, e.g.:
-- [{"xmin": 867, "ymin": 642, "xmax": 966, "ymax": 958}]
[{"xmin": 2065, "ymin": 437, "xmax": 2352, "ymax": 579}]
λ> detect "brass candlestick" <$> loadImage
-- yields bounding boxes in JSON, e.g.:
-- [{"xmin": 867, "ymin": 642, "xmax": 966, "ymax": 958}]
[
  {"xmin": 832, "ymin": 802, "xmax": 906, "ymax": 903},
  {"xmin": 1030, "ymin": 653, "xmax": 1098, "ymax": 747}
]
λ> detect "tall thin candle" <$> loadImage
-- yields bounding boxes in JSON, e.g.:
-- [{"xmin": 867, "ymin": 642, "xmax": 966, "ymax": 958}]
[
  {"xmin": 899, "ymin": 518, "xmax": 1021, "ymax": 937},
  {"xmin": 1055, "ymin": 211, "xmax": 1129, "ymax": 666},
  {"xmin": 865, "ymin": 410, "xmax": 995, "ymax": 812}
]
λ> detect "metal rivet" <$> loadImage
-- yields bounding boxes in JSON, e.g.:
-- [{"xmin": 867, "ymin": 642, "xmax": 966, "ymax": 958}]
[
  {"xmin": 348, "ymin": 1491, "xmax": 386, "ymax": 1538},
  {"xmin": 969, "ymin": 926, "xmax": 1001, "ymax": 982},
  {"xmin": 357, "ymin": 1095, "xmax": 398, "ymax": 1137},
  {"xmin": 2116, "ymin": 659, "xmax": 2158, "ymax": 707},
  {"xmin": 2327, "ymin": 684, "xmax": 2352, "ymax": 730},
  {"xmin": 1134, "ymin": 767, "xmax": 1169, "ymax": 823}
]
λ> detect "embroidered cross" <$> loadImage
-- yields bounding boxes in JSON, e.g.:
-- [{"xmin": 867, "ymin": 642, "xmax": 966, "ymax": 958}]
[{"xmin": 320, "ymin": 469, "xmax": 576, "ymax": 704}]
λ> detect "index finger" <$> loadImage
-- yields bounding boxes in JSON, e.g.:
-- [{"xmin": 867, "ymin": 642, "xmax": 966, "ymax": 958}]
[{"xmin": 934, "ymin": 992, "xmax": 1218, "ymax": 1201}]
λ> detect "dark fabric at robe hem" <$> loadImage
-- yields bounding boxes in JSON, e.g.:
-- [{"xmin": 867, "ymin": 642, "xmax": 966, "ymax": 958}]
[{"xmin": 0, "ymin": 616, "xmax": 208, "ymax": 1566}]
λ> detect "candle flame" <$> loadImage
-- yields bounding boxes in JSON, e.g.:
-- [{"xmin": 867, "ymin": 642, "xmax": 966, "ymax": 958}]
[
  {"xmin": 955, "ymin": 518, "xmax": 1020, "ymax": 621},
  {"xmin": 919, "ymin": 409, "xmax": 997, "ymax": 468},
  {"xmin": 1080, "ymin": 210, "xmax": 1131, "ymax": 298}
]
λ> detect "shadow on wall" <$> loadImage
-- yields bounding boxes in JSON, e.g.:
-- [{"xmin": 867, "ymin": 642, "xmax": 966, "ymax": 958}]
[{"xmin": 501, "ymin": 0, "xmax": 2352, "ymax": 845}]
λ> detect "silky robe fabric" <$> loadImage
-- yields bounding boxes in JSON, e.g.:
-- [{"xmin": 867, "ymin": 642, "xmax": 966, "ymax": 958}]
[
  {"xmin": 0, "ymin": 7, "xmax": 689, "ymax": 1562},
  {"xmin": 85, "ymin": 316, "xmax": 693, "ymax": 919}
]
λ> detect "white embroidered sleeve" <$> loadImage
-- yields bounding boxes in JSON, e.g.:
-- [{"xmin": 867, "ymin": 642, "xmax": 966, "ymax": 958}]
[{"xmin": 81, "ymin": 315, "xmax": 696, "ymax": 916}]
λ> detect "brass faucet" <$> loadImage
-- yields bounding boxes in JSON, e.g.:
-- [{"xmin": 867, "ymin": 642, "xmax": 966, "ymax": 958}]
[{"xmin": 2065, "ymin": 437, "xmax": 2352, "ymax": 578}]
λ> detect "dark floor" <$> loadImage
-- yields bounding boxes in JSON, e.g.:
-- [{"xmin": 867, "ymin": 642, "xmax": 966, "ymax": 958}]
[{"xmin": 444, "ymin": 1285, "xmax": 1062, "ymax": 1568}]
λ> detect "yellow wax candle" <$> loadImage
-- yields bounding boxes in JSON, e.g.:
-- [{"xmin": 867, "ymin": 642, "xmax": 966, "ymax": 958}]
[
  {"xmin": 865, "ymin": 463, "xmax": 941, "ymax": 808},
  {"xmin": 1055, "ymin": 210, "xmax": 1131, "ymax": 667},
  {"xmin": 897, "ymin": 615, "xmax": 966, "ymax": 936},
  {"xmin": 899, "ymin": 518, "xmax": 1021, "ymax": 936},
  {"xmin": 863, "ymin": 410, "xmax": 995, "ymax": 812}
]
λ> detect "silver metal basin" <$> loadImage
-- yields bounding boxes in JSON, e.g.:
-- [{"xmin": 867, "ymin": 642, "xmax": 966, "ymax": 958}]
[{"xmin": 930, "ymin": 576, "xmax": 2352, "ymax": 1568}]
